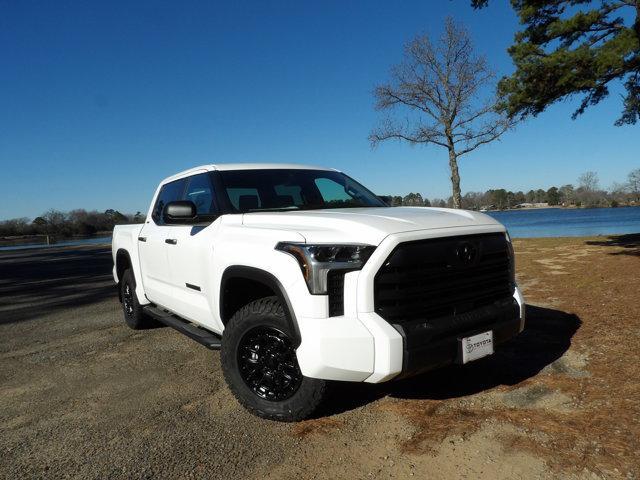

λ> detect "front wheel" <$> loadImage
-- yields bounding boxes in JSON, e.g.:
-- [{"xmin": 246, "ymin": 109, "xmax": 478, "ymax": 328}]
[{"xmin": 221, "ymin": 296, "xmax": 327, "ymax": 421}]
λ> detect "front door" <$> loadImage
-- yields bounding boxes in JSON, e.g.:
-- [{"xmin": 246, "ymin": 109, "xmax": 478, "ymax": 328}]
[
  {"xmin": 138, "ymin": 177, "xmax": 187, "ymax": 305},
  {"xmin": 164, "ymin": 172, "xmax": 220, "ymax": 329}
]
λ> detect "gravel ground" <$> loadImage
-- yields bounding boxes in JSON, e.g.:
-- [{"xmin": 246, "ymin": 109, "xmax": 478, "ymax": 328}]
[{"xmin": 0, "ymin": 237, "xmax": 638, "ymax": 479}]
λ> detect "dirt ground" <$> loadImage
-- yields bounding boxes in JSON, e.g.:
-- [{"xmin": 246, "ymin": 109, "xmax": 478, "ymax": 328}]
[{"xmin": 0, "ymin": 235, "xmax": 639, "ymax": 479}]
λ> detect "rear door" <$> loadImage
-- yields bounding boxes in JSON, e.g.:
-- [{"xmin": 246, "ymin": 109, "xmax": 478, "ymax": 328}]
[
  {"xmin": 138, "ymin": 178, "xmax": 187, "ymax": 305},
  {"xmin": 163, "ymin": 172, "xmax": 220, "ymax": 328}
]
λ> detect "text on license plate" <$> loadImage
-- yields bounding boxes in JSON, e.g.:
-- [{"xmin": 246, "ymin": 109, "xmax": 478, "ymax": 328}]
[{"xmin": 461, "ymin": 331, "xmax": 494, "ymax": 364}]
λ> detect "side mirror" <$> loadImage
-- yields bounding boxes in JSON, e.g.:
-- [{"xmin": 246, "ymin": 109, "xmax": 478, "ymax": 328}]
[
  {"xmin": 378, "ymin": 195, "xmax": 392, "ymax": 206},
  {"xmin": 163, "ymin": 201, "xmax": 197, "ymax": 224}
]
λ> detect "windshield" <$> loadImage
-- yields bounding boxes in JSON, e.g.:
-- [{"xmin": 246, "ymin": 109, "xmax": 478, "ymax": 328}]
[{"xmin": 217, "ymin": 169, "xmax": 386, "ymax": 213}]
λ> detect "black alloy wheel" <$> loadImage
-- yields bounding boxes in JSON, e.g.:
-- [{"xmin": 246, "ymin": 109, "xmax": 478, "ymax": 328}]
[
  {"xmin": 123, "ymin": 281, "xmax": 135, "ymax": 318},
  {"xmin": 237, "ymin": 326, "xmax": 302, "ymax": 401},
  {"xmin": 220, "ymin": 296, "xmax": 327, "ymax": 421}
]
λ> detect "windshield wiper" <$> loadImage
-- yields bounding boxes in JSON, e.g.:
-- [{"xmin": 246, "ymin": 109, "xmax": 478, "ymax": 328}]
[
  {"xmin": 243, "ymin": 204, "xmax": 384, "ymax": 213},
  {"xmin": 244, "ymin": 206, "xmax": 301, "ymax": 213}
]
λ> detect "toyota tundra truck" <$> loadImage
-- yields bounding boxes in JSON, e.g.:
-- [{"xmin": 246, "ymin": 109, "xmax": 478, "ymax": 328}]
[{"xmin": 112, "ymin": 163, "xmax": 525, "ymax": 421}]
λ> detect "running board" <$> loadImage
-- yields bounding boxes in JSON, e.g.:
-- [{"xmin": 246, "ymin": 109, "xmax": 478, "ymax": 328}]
[{"xmin": 143, "ymin": 305, "xmax": 222, "ymax": 350}]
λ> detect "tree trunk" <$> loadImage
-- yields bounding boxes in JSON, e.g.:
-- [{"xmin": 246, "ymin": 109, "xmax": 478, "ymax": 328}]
[
  {"xmin": 635, "ymin": 0, "xmax": 640, "ymax": 40},
  {"xmin": 448, "ymin": 147, "xmax": 462, "ymax": 209}
]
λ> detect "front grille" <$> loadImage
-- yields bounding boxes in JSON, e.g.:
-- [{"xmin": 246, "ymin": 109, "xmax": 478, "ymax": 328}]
[
  {"xmin": 374, "ymin": 233, "xmax": 514, "ymax": 324},
  {"xmin": 327, "ymin": 270, "xmax": 345, "ymax": 317}
]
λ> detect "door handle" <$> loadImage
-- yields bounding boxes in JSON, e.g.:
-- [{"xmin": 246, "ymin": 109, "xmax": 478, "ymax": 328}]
[
  {"xmin": 165, "ymin": 238, "xmax": 178, "ymax": 245},
  {"xmin": 138, "ymin": 237, "xmax": 147, "ymax": 242}
]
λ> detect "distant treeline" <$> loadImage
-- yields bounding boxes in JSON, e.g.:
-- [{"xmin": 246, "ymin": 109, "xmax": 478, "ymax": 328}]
[
  {"xmin": 1, "ymin": 170, "xmax": 639, "ymax": 238},
  {"xmin": 387, "ymin": 169, "xmax": 640, "ymax": 210},
  {"xmin": 0, "ymin": 209, "xmax": 143, "ymax": 239}
]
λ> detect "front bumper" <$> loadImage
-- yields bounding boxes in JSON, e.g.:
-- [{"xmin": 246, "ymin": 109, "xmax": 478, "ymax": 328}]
[
  {"xmin": 393, "ymin": 297, "xmax": 521, "ymax": 379},
  {"xmin": 294, "ymin": 226, "xmax": 526, "ymax": 384},
  {"xmin": 295, "ymin": 286, "xmax": 525, "ymax": 383}
]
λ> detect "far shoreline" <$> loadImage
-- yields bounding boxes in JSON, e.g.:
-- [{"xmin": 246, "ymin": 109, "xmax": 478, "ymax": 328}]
[
  {"xmin": 2, "ymin": 232, "xmax": 640, "ymax": 253},
  {"xmin": 481, "ymin": 204, "xmax": 638, "ymax": 212}
]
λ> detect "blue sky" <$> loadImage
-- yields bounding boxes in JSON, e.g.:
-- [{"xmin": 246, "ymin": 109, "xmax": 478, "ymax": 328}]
[{"xmin": 1, "ymin": 0, "xmax": 638, "ymax": 220}]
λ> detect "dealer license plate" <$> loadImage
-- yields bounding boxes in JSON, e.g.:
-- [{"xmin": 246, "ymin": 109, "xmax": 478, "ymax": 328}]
[{"xmin": 460, "ymin": 331, "xmax": 494, "ymax": 364}]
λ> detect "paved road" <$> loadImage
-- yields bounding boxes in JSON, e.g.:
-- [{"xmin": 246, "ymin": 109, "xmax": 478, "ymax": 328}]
[
  {"xmin": 0, "ymin": 243, "xmax": 601, "ymax": 480},
  {"xmin": 0, "ymin": 244, "xmax": 115, "ymax": 325},
  {"xmin": 0, "ymin": 245, "xmax": 309, "ymax": 479}
]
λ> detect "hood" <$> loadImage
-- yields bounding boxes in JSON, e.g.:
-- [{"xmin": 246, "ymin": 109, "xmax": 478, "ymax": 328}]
[{"xmin": 241, "ymin": 207, "xmax": 503, "ymax": 245}]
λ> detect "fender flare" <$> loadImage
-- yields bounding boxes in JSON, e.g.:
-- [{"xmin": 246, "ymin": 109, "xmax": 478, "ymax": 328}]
[
  {"xmin": 115, "ymin": 248, "xmax": 133, "ymax": 281},
  {"xmin": 220, "ymin": 266, "xmax": 301, "ymax": 346},
  {"xmin": 115, "ymin": 248, "xmax": 134, "ymax": 302}
]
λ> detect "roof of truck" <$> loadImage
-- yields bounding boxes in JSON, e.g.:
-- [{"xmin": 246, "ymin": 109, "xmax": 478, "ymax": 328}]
[
  {"xmin": 213, "ymin": 163, "xmax": 335, "ymax": 172},
  {"xmin": 161, "ymin": 163, "xmax": 336, "ymax": 184}
]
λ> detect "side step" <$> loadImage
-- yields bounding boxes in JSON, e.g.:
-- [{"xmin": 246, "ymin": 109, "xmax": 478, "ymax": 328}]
[{"xmin": 143, "ymin": 305, "xmax": 222, "ymax": 350}]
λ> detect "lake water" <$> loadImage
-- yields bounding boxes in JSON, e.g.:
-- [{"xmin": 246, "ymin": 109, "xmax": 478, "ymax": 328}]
[
  {"xmin": 487, "ymin": 206, "xmax": 640, "ymax": 238},
  {"xmin": 1, "ymin": 207, "xmax": 639, "ymax": 251}
]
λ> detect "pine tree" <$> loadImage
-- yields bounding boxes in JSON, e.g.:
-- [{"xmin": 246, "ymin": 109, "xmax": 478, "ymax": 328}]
[{"xmin": 473, "ymin": 0, "xmax": 640, "ymax": 125}]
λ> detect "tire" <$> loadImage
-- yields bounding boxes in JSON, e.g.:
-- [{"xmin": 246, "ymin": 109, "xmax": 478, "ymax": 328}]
[
  {"xmin": 221, "ymin": 296, "xmax": 327, "ymax": 422},
  {"xmin": 120, "ymin": 269, "xmax": 154, "ymax": 330}
]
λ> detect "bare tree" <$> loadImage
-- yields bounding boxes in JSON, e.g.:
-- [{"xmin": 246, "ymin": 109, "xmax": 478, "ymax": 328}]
[
  {"xmin": 578, "ymin": 171, "xmax": 600, "ymax": 192},
  {"xmin": 370, "ymin": 18, "xmax": 513, "ymax": 208},
  {"xmin": 628, "ymin": 168, "xmax": 640, "ymax": 202},
  {"xmin": 559, "ymin": 184, "xmax": 575, "ymax": 205},
  {"xmin": 577, "ymin": 171, "xmax": 601, "ymax": 207}
]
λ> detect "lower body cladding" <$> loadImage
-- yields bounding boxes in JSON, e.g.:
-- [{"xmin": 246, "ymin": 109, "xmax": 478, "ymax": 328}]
[{"xmin": 295, "ymin": 286, "xmax": 525, "ymax": 383}]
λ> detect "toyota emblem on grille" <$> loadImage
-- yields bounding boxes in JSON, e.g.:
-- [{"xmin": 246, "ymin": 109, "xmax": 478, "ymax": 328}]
[{"xmin": 456, "ymin": 242, "xmax": 478, "ymax": 265}]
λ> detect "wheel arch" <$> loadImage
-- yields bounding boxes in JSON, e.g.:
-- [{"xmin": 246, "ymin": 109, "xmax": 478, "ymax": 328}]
[
  {"xmin": 220, "ymin": 266, "xmax": 301, "ymax": 346},
  {"xmin": 115, "ymin": 248, "xmax": 133, "ymax": 302},
  {"xmin": 115, "ymin": 249, "xmax": 133, "ymax": 281}
]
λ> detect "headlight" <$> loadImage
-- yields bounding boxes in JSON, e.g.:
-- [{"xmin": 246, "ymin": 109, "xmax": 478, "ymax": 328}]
[{"xmin": 275, "ymin": 243, "xmax": 376, "ymax": 294}]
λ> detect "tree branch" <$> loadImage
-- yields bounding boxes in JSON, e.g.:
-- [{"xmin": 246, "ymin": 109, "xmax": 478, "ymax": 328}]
[
  {"xmin": 457, "ymin": 120, "xmax": 512, "ymax": 156},
  {"xmin": 371, "ymin": 18, "xmax": 513, "ymax": 161}
]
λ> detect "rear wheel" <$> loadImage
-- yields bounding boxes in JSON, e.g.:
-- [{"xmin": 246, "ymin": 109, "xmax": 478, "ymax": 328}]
[
  {"xmin": 221, "ymin": 296, "xmax": 327, "ymax": 421},
  {"xmin": 120, "ymin": 269, "xmax": 154, "ymax": 330}
]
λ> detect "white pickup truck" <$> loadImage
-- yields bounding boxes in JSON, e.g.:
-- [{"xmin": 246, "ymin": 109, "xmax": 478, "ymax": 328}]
[{"xmin": 112, "ymin": 163, "xmax": 525, "ymax": 421}]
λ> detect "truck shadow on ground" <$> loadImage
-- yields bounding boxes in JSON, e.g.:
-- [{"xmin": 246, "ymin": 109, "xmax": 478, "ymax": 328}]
[
  {"xmin": 319, "ymin": 304, "xmax": 581, "ymax": 417},
  {"xmin": 585, "ymin": 233, "xmax": 640, "ymax": 256}
]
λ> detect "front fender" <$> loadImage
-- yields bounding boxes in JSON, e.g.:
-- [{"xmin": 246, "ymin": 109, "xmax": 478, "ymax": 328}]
[{"xmin": 220, "ymin": 265, "xmax": 302, "ymax": 346}]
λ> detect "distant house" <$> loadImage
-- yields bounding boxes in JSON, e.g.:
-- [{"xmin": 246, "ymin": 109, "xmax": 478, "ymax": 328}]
[{"xmin": 515, "ymin": 202, "xmax": 549, "ymax": 209}]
